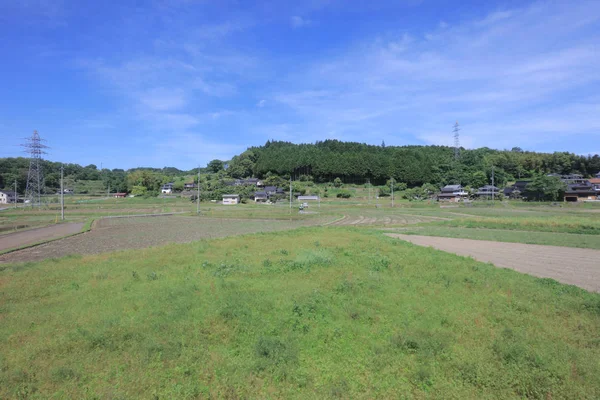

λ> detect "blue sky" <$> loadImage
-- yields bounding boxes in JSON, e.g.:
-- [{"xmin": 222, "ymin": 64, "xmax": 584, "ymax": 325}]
[{"xmin": 1, "ymin": 0, "xmax": 599, "ymax": 170}]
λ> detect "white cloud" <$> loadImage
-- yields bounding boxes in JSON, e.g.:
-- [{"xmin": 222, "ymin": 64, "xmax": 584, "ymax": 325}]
[
  {"xmin": 291, "ymin": 16, "xmax": 311, "ymax": 28},
  {"xmin": 269, "ymin": 0, "xmax": 600, "ymax": 150},
  {"xmin": 257, "ymin": 99, "xmax": 266, "ymax": 108}
]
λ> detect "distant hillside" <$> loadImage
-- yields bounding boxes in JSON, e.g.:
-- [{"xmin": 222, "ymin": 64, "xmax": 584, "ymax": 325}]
[{"xmin": 227, "ymin": 140, "xmax": 600, "ymax": 187}]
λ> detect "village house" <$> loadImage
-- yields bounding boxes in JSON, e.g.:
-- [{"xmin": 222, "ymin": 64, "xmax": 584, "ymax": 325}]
[
  {"xmin": 161, "ymin": 183, "xmax": 174, "ymax": 194},
  {"xmin": 475, "ymin": 185, "xmax": 500, "ymax": 199},
  {"xmin": 0, "ymin": 190, "xmax": 17, "ymax": 204},
  {"xmin": 564, "ymin": 182, "xmax": 598, "ymax": 202},
  {"xmin": 254, "ymin": 191, "xmax": 268, "ymax": 203},
  {"xmin": 436, "ymin": 185, "xmax": 468, "ymax": 202},
  {"xmin": 222, "ymin": 194, "xmax": 240, "ymax": 205},
  {"xmin": 183, "ymin": 182, "xmax": 197, "ymax": 190},
  {"xmin": 503, "ymin": 180, "xmax": 531, "ymax": 199},
  {"xmin": 113, "ymin": 193, "xmax": 127, "ymax": 198},
  {"xmin": 589, "ymin": 178, "xmax": 600, "ymax": 192},
  {"xmin": 233, "ymin": 178, "xmax": 263, "ymax": 187}
]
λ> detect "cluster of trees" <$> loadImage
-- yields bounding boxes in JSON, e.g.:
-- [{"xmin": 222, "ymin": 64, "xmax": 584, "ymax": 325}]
[{"xmin": 0, "ymin": 158, "xmax": 196, "ymax": 195}]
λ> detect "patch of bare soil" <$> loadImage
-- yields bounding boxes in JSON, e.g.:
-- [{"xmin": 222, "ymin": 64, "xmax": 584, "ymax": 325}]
[
  {"xmin": 0, "ymin": 223, "xmax": 84, "ymax": 252},
  {"xmin": 0, "ymin": 217, "xmax": 310, "ymax": 264},
  {"xmin": 328, "ymin": 215, "xmax": 442, "ymax": 226},
  {"xmin": 387, "ymin": 234, "xmax": 600, "ymax": 292}
]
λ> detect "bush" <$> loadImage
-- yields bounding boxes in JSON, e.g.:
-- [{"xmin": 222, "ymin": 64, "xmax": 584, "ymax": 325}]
[
  {"xmin": 333, "ymin": 177, "xmax": 343, "ymax": 187},
  {"xmin": 336, "ymin": 190, "xmax": 352, "ymax": 198}
]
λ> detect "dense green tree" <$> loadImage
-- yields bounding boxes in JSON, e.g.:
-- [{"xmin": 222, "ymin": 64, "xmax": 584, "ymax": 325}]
[
  {"xmin": 207, "ymin": 159, "xmax": 224, "ymax": 173},
  {"xmin": 524, "ymin": 175, "xmax": 566, "ymax": 201}
]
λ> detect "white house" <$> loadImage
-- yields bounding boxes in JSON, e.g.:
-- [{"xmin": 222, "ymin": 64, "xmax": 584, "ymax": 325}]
[
  {"xmin": 161, "ymin": 183, "xmax": 174, "ymax": 194},
  {"xmin": 0, "ymin": 190, "xmax": 17, "ymax": 204},
  {"xmin": 437, "ymin": 185, "xmax": 469, "ymax": 202},
  {"xmin": 222, "ymin": 194, "xmax": 240, "ymax": 205}
]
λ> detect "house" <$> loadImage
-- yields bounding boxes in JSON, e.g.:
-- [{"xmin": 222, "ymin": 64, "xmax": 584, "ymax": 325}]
[
  {"xmin": 222, "ymin": 194, "xmax": 240, "ymax": 205},
  {"xmin": 564, "ymin": 183, "xmax": 598, "ymax": 202},
  {"xmin": 254, "ymin": 191, "xmax": 268, "ymax": 203},
  {"xmin": 589, "ymin": 178, "xmax": 600, "ymax": 192},
  {"xmin": 113, "ymin": 193, "xmax": 127, "ymax": 198},
  {"xmin": 437, "ymin": 185, "xmax": 468, "ymax": 202},
  {"xmin": 0, "ymin": 190, "xmax": 17, "ymax": 204},
  {"xmin": 503, "ymin": 180, "xmax": 531, "ymax": 199},
  {"xmin": 475, "ymin": 185, "xmax": 500, "ymax": 198},
  {"xmin": 233, "ymin": 178, "xmax": 263, "ymax": 186},
  {"xmin": 161, "ymin": 183, "xmax": 174, "ymax": 194},
  {"xmin": 596, "ymin": 172, "xmax": 600, "ymax": 179},
  {"xmin": 184, "ymin": 182, "xmax": 197, "ymax": 190},
  {"xmin": 264, "ymin": 186, "xmax": 278, "ymax": 195}
]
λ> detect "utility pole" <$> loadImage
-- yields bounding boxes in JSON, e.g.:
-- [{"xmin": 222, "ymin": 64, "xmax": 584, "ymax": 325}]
[
  {"xmin": 367, "ymin": 178, "xmax": 371, "ymax": 204},
  {"xmin": 391, "ymin": 178, "xmax": 394, "ymax": 208},
  {"xmin": 289, "ymin": 178, "xmax": 292, "ymax": 213},
  {"xmin": 491, "ymin": 165, "xmax": 495, "ymax": 202},
  {"xmin": 196, "ymin": 166, "xmax": 200, "ymax": 214},
  {"xmin": 14, "ymin": 179, "xmax": 18, "ymax": 209},
  {"xmin": 60, "ymin": 165, "xmax": 64, "ymax": 221}
]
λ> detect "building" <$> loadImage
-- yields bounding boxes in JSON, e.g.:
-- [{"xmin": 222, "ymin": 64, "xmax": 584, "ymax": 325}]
[
  {"xmin": 113, "ymin": 193, "xmax": 127, "ymax": 198},
  {"xmin": 233, "ymin": 178, "xmax": 263, "ymax": 186},
  {"xmin": 564, "ymin": 183, "xmax": 598, "ymax": 202},
  {"xmin": 161, "ymin": 183, "xmax": 174, "ymax": 194},
  {"xmin": 254, "ymin": 191, "xmax": 268, "ymax": 203},
  {"xmin": 437, "ymin": 185, "xmax": 468, "ymax": 202},
  {"xmin": 222, "ymin": 194, "xmax": 240, "ymax": 205},
  {"xmin": 589, "ymin": 178, "xmax": 600, "ymax": 192},
  {"xmin": 184, "ymin": 182, "xmax": 197, "ymax": 190},
  {"xmin": 475, "ymin": 185, "xmax": 501, "ymax": 198},
  {"xmin": 596, "ymin": 172, "xmax": 600, "ymax": 179},
  {"xmin": 503, "ymin": 180, "xmax": 531, "ymax": 199},
  {"xmin": 0, "ymin": 190, "xmax": 17, "ymax": 204}
]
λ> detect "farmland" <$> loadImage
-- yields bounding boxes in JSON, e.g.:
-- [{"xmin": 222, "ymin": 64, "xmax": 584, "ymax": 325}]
[{"xmin": 1, "ymin": 197, "xmax": 600, "ymax": 398}]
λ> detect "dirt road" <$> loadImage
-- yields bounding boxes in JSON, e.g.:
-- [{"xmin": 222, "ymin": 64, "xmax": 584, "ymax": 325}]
[
  {"xmin": 0, "ymin": 223, "xmax": 84, "ymax": 252},
  {"xmin": 387, "ymin": 234, "xmax": 600, "ymax": 292}
]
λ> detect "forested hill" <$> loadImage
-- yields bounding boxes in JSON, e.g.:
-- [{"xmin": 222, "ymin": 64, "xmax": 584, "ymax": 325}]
[
  {"xmin": 1, "ymin": 140, "xmax": 599, "ymax": 193},
  {"xmin": 227, "ymin": 140, "xmax": 600, "ymax": 187}
]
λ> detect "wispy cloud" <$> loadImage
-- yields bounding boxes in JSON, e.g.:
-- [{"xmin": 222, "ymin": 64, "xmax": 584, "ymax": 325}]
[
  {"xmin": 269, "ymin": 0, "xmax": 600, "ymax": 150},
  {"xmin": 291, "ymin": 16, "xmax": 311, "ymax": 28}
]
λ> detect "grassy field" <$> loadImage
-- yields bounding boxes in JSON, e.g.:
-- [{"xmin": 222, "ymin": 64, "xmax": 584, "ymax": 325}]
[
  {"xmin": 393, "ymin": 226, "xmax": 600, "ymax": 249},
  {"xmin": 1, "ymin": 228, "xmax": 600, "ymax": 398}
]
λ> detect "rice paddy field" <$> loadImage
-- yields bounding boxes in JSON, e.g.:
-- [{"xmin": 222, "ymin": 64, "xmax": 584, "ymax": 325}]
[{"xmin": 1, "ymin": 197, "xmax": 600, "ymax": 398}]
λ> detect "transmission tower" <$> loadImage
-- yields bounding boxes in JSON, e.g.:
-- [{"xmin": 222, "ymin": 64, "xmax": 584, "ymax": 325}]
[
  {"xmin": 453, "ymin": 122, "xmax": 460, "ymax": 160},
  {"xmin": 22, "ymin": 130, "xmax": 49, "ymax": 206}
]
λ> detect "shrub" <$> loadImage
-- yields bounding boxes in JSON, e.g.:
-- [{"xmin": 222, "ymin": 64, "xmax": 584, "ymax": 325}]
[{"xmin": 336, "ymin": 190, "xmax": 352, "ymax": 198}]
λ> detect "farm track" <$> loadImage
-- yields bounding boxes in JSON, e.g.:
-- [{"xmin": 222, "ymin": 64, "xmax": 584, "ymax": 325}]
[
  {"xmin": 0, "ymin": 223, "xmax": 84, "ymax": 252},
  {"xmin": 387, "ymin": 234, "xmax": 600, "ymax": 292}
]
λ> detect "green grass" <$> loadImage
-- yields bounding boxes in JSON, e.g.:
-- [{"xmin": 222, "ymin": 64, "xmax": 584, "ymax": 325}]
[
  {"xmin": 1, "ymin": 228, "xmax": 600, "ymax": 398},
  {"xmin": 437, "ymin": 216, "xmax": 600, "ymax": 235},
  {"xmin": 392, "ymin": 226, "xmax": 600, "ymax": 249}
]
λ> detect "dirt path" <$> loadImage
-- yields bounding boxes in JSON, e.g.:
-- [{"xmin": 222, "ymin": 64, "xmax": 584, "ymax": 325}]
[
  {"xmin": 387, "ymin": 234, "xmax": 600, "ymax": 292},
  {"xmin": 0, "ymin": 223, "xmax": 84, "ymax": 252}
]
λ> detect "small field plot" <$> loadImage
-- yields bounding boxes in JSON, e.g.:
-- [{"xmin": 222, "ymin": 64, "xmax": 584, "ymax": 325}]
[{"xmin": 0, "ymin": 216, "xmax": 314, "ymax": 263}]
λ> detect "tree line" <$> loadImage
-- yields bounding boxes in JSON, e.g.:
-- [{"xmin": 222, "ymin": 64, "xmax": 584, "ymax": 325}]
[{"xmin": 2, "ymin": 140, "xmax": 599, "ymax": 195}]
